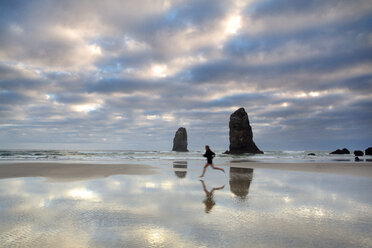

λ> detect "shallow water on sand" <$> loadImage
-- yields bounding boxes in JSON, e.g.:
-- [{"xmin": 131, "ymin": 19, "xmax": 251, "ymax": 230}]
[{"xmin": 0, "ymin": 161, "xmax": 372, "ymax": 248}]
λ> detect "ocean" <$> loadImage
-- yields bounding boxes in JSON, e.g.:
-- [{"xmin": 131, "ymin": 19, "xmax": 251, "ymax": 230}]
[{"xmin": 0, "ymin": 149, "xmax": 369, "ymax": 164}]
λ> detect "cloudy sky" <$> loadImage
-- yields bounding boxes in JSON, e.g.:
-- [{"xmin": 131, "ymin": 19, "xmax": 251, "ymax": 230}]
[{"xmin": 0, "ymin": 0, "xmax": 371, "ymax": 151}]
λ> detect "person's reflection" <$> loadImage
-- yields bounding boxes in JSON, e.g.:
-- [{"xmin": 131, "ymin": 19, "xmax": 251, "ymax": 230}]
[
  {"xmin": 229, "ymin": 167, "xmax": 254, "ymax": 200},
  {"xmin": 173, "ymin": 161, "xmax": 188, "ymax": 178},
  {"xmin": 199, "ymin": 180, "xmax": 225, "ymax": 214}
]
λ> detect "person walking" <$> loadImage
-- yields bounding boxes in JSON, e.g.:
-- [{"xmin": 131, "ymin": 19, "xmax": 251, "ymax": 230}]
[{"xmin": 199, "ymin": 145, "xmax": 225, "ymax": 177}]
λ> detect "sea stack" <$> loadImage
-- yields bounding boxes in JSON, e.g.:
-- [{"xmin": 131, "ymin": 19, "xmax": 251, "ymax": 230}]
[
  {"xmin": 226, "ymin": 108, "xmax": 263, "ymax": 154},
  {"xmin": 354, "ymin": 150, "xmax": 364, "ymax": 156},
  {"xmin": 330, "ymin": 148, "xmax": 350, "ymax": 154},
  {"xmin": 172, "ymin": 127, "xmax": 189, "ymax": 152},
  {"xmin": 365, "ymin": 147, "xmax": 372, "ymax": 155}
]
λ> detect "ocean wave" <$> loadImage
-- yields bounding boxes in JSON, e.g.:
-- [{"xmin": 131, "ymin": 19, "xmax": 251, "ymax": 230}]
[{"xmin": 0, "ymin": 149, "xmax": 369, "ymax": 163}]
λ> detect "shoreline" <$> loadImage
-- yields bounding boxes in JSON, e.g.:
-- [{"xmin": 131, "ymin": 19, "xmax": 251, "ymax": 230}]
[{"xmin": 0, "ymin": 161, "xmax": 371, "ymax": 180}]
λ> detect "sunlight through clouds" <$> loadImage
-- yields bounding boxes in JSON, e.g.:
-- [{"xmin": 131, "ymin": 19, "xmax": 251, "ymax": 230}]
[
  {"xmin": 0, "ymin": 0, "xmax": 371, "ymax": 150},
  {"xmin": 225, "ymin": 15, "xmax": 242, "ymax": 34},
  {"xmin": 88, "ymin": 44, "xmax": 102, "ymax": 56},
  {"xmin": 72, "ymin": 104, "xmax": 101, "ymax": 113},
  {"xmin": 151, "ymin": 64, "xmax": 168, "ymax": 78}
]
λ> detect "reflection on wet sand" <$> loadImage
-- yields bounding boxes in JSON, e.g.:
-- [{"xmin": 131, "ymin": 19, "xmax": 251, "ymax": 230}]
[
  {"xmin": 199, "ymin": 180, "xmax": 225, "ymax": 213},
  {"xmin": 0, "ymin": 164, "xmax": 372, "ymax": 247},
  {"xmin": 229, "ymin": 167, "xmax": 254, "ymax": 200},
  {"xmin": 173, "ymin": 161, "xmax": 187, "ymax": 178}
]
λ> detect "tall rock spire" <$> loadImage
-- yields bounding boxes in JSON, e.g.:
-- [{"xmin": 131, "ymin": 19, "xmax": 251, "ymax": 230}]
[{"xmin": 226, "ymin": 108, "xmax": 263, "ymax": 154}]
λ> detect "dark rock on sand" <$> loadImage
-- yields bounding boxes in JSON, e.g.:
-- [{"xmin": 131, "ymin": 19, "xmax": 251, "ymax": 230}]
[
  {"xmin": 354, "ymin": 150, "xmax": 364, "ymax": 156},
  {"xmin": 365, "ymin": 147, "xmax": 372, "ymax": 156},
  {"xmin": 355, "ymin": 156, "xmax": 360, "ymax": 162},
  {"xmin": 172, "ymin": 127, "xmax": 188, "ymax": 152},
  {"xmin": 330, "ymin": 148, "xmax": 350, "ymax": 154},
  {"xmin": 226, "ymin": 108, "xmax": 263, "ymax": 154}
]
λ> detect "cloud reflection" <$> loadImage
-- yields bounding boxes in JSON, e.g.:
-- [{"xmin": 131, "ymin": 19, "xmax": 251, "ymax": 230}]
[{"xmin": 0, "ymin": 166, "xmax": 372, "ymax": 247}]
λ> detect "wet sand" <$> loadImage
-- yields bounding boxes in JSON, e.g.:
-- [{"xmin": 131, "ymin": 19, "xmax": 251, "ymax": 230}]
[
  {"xmin": 222, "ymin": 161, "xmax": 372, "ymax": 178},
  {"xmin": 1, "ymin": 161, "xmax": 372, "ymax": 247},
  {"xmin": 0, "ymin": 161, "xmax": 371, "ymax": 181},
  {"xmin": 0, "ymin": 162, "xmax": 159, "ymax": 181}
]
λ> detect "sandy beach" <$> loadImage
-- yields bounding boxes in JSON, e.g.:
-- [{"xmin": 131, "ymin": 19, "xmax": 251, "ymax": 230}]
[
  {"xmin": 0, "ymin": 162, "xmax": 159, "ymax": 181},
  {"xmin": 0, "ymin": 161, "xmax": 371, "ymax": 181},
  {"xmin": 223, "ymin": 161, "xmax": 372, "ymax": 178}
]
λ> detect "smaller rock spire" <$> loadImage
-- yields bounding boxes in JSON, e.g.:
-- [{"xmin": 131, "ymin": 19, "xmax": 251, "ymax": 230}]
[{"xmin": 172, "ymin": 127, "xmax": 189, "ymax": 152}]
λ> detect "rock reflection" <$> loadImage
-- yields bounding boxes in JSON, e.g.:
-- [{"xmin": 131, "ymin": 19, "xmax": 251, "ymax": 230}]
[
  {"xmin": 199, "ymin": 180, "xmax": 225, "ymax": 214},
  {"xmin": 173, "ymin": 161, "xmax": 187, "ymax": 178},
  {"xmin": 1, "ymin": 166, "xmax": 371, "ymax": 247},
  {"xmin": 229, "ymin": 167, "xmax": 254, "ymax": 200}
]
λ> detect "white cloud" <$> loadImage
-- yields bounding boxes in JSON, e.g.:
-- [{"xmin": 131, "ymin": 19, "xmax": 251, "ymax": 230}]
[{"xmin": 9, "ymin": 24, "xmax": 24, "ymax": 35}]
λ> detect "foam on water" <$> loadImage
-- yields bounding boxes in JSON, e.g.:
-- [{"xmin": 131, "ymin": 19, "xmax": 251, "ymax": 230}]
[{"xmin": 0, "ymin": 149, "xmax": 369, "ymax": 163}]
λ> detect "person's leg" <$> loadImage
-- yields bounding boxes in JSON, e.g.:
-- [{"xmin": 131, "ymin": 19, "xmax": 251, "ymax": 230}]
[
  {"xmin": 199, "ymin": 163, "xmax": 209, "ymax": 177},
  {"xmin": 211, "ymin": 163, "xmax": 225, "ymax": 173}
]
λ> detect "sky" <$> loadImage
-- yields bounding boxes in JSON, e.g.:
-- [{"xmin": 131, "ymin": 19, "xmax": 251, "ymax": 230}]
[{"xmin": 0, "ymin": 0, "xmax": 371, "ymax": 151}]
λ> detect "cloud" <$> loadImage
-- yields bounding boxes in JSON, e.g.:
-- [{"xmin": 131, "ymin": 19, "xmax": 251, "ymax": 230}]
[
  {"xmin": 0, "ymin": 90, "xmax": 31, "ymax": 105},
  {"xmin": 0, "ymin": 0, "xmax": 371, "ymax": 150},
  {"xmin": 246, "ymin": 0, "xmax": 372, "ymax": 35}
]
